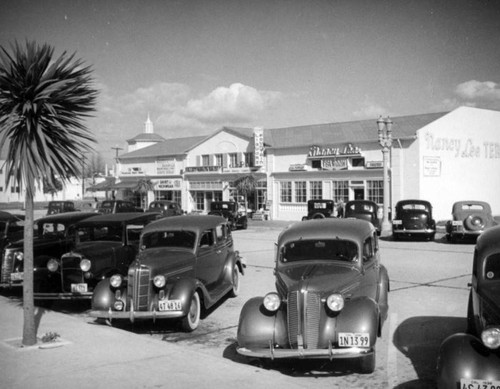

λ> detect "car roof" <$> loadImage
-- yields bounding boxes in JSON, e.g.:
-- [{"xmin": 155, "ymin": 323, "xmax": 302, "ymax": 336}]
[
  {"xmin": 35, "ymin": 211, "xmax": 97, "ymax": 224},
  {"xmin": 0, "ymin": 210, "xmax": 25, "ymax": 222},
  {"xmin": 346, "ymin": 200, "xmax": 377, "ymax": 206},
  {"xmin": 143, "ymin": 214, "xmax": 227, "ymax": 235},
  {"xmin": 476, "ymin": 224, "xmax": 500, "ymax": 256},
  {"xmin": 278, "ymin": 218, "xmax": 374, "ymax": 245},
  {"xmin": 452, "ymin": 200, "xmax": 491, "ymax": 211},
  {"xmin": 396, "ymin": 199, "xmax": 432, "ymax": 206},
  {"xmin": 75, "ymin": 212, "xmax": 159, "ymax": 226}
]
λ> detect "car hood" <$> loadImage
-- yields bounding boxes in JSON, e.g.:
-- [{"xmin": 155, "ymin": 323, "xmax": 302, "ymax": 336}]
[
  {"xmin": 480, "ymin": 283, "xmax": 500, "ymax": 324},
  {"xmin": 136, "ymin": 248, "xmax": 196, "ymax": 276},
  {"xmin": 277, "ymin": 262, "xmax": 361, "ymax": 295},
  {"xmin": 71, "ymin": 241, "xmax": 122, "ymax": 259}
]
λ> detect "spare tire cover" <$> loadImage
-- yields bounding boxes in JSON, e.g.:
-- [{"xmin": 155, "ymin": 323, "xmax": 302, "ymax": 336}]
[{"xmin": 464, "ymin": 215, "xmax": 485, "ymax": 231}]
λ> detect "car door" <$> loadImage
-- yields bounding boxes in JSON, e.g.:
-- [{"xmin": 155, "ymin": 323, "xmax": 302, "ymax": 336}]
[
  {"xmin": 359, "ymin": 233, "xmax": 379, "ymax": 301},
  {"xmin": 196, "ymin": 227, "xmax": 224, "ymax": 292}
]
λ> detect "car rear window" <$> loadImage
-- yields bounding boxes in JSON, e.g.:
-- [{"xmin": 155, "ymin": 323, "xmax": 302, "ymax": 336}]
[
  {"xmin": 402, "ymin": 204, "xmax": 427, "ymax": 211},
  {"xmin": 281, "ymin": 239, "xmax": 358, "ymax": 263},
  {"xmin": 485, "ymin": 253, "xmax": 500, "ymax": 280},
  {"xmin": 461, "ymin": 204, "xmax": 484, "ymax": 211},
  {"xmin": 141, "ymin": 230, "xmax": 196, "ymax": 250}
]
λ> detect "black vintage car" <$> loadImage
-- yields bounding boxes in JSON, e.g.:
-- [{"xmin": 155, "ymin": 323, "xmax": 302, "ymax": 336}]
[
  {"xmin": 302, "ymin": 199, "xmax": 335, "ymax": 220},
  {"xmin": 236, "ymin": 218, "xmax": 390, "ymax": 374},
  {"xmin": 208, "ymin": 201, "xmax": 247, "ymax": 230},
  {"xmin": 344, "ymin": 200, "xmax": 381, "ymax": 235},
  {"xmin": 34, "ymin": 212, "xmax": 161, "ymax": 300},
  {"xmin": 90, "ymin": 215, "xmax": 246, "ymax": 331},
  {"xmin": 147, "ymin": 200, "xmax": 183, "ymax": 217},
  {"xmin": 436, "ymin": 224, "xmax": 500, "ymax": 388},
  {"xmin": 392, "ymin": 199, "xmax": 436, "ymax": 241},
  {"xmin": 445, "ymin": 200, "xmax": 497, "ymax": 242},
  {"xmin": 0, "ymin": 212, "xmax": 97, "ymax": 288},
  {"xmin": 0, "ymin": 210, "xmax": 25, "ymax": 252},
  {"xmin": 47, "ymin": 201, "xmax": 77, "ymax": 215},
  {"xmin": 97, "ymin": 200, "xmax": 142, "ymax": 214}
]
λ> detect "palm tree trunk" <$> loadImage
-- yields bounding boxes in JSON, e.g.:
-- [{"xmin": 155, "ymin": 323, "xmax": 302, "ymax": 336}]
[{"xmin": 22, "ymin": 193, "xmax": 36, "ymax": 346}]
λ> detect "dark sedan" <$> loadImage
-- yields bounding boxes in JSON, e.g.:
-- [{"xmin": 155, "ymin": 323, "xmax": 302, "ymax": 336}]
[
  {"xmin": 437, "ymin": 224, "xmax": 500, "ymax": 388},
  {"xmin": 344, "ymin": 200, "xmax": 381, "ymax": 235},
  {"xmin": 392, "ymin": 199, "xmax": 436, "ymax": 241},
  {"xmin": 34, "ymin": 212, "xmax": 161, "ymax": 300}
]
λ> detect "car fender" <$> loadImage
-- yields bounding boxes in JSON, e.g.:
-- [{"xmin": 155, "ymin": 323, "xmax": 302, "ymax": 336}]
[
  {"xmin": 436, "ymin": 333, "xmax": 500, "ymax": 389},
  {"xmin": 336, "ymin": 296, "xmax": 379, "ymax": 347},
  {"xmin": 237, "ymin": 296, "xmax": 288, "ymax": 349},
  {"xmin": 167, "ymin": 277, "xmax": 200, "ymax": 314},
  {"xmin": 91, "ymin": 278, "xmax": 119, "ymax": 311},
  {"xmin": 377, "ymin": 264, "xmax": 390, "ymax": 327}
]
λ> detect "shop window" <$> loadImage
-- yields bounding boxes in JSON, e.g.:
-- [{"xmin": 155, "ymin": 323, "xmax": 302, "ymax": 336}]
[
  {"xmin": 312, "ymin": 160, "xmax": 321, "ymax": 169},
  {"xmin": 332, "ymin": 180, "xmax": 349, "ymax": 203},
  {"xmin": 309, "ymin": 181, "xmax": 323, "ymax": 200},
  {"xmin": 367, "ymin": 180, "xmax": 383, "ymax": 204},
  {"xmin": 280, "ymin": 182, "xmax": 292, "ymax": 203},
  {"xmin": 295, "ymin": 181, "xmax": 307, "ymax": 203},
  {"xmin": 352, "ymin": 157, "xmax": 365, "ymax": 167},
  {"xmin": 215, "ymin": 154, "xmax": 223, "ymax": 167},
  {"xmin": 228, "ymin": 153, "xmax": 238, "ymax": 168},
  {"xmin": 195, "ymin": 192, "xmax": 205, "ymax": 211},
  {"xmin": 202, "ymin": 155, "xmax": 210, "ymax": 166},
  {"xmin": 244, "ymin": 152, "xmax": 254, "ymax": 167}
]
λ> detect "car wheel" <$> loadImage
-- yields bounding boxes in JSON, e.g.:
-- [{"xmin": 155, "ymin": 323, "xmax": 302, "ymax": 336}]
[
  {"xmin": 241, "ymin": 218, "xmax": 248, "ymax": 230},
  {"xmin": 464, "ymin": 215, "xmax": 485, "ymax": 231},
  {"xmin": 312, "ymin": 213, "xmax": 325, "ymax": 219},
  {"xmin": 229, "ymin": 265, "xmax": 240, "ymax": 298},
  {"xmin": 358, "ymin": 350, "xmax": 376, "ymax": 374},
  {"xmin": 181, "ymin": 291, "xmax": 201, "ymax": 332}
]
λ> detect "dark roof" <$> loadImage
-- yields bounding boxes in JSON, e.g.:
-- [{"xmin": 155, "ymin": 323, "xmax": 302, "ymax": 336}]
[
  {"xmin": 143, "ymin": 214, "xmax": 226, "ymax": 234},
  {"xmin": 119, "ymin": 136, "xmax": 207, "ymax": 160},
  {"xmin": 264, "ymin": 111, "xmax": 449, "ymax": 150},
  {"xmin": 126, "ymin": 133, "xmax": 166, "ymax": 143},
  {"xmin": 35, "ymin": 211, "xmax": 97, "ymax": 224},
  {"xmin": 75, "ymin": 212, "xmax": 159, "ymax": 225}
]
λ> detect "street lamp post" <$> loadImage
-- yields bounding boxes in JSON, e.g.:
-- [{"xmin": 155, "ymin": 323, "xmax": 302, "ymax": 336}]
[{"xmin": 377, "ymin": 116, "xmax": 393, "ymax": 236}]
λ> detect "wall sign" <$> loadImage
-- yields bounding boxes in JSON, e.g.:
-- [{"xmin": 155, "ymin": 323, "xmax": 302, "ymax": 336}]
[
  {"xmin": 156, "ymin": 158, "xmax": 175, "ymax": 175},
  {"xmin": 254, "ymin": 127, "xmax": 264, "ymax": 166},
  {"xmin": 155, "ymin": 179, "xmax": 182, "ymax": 190},
  {"xmin": 423, "ymin": 156, "xmax": 441, "ymax": 177},
  {"xmin": 308, "ymin": 143, "xmax": 361, "ymax": 158},
  {"xmin": 321, "ymin": 158, "xmax": 348, "ymax": 170}
]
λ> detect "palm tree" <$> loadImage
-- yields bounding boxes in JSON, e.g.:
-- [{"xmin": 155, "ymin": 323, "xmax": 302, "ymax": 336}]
[
  {"xmin": 0, "ymin": 41, "xmax": 97, "ymax": 345},
  {"xmin": 135, "ymin": 178, "xmax": 154, "ymax": 210},
  {"xmin": 233, "ymin": 174, "xmax": 257, "ymax": 213}
]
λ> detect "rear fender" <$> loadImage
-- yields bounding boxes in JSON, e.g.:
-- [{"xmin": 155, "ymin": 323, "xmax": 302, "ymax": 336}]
[
  {"xmin": 237, "ymin": 296, "xmax": 288, "ymax": 349},
  {"xmin": 377, "ymin": 264, "xmax": 390, "ymax": 328},
  {"xmin": 336, "ymin": 296, "xmax": 379, "ymax": 347},
  {"xmin": 437, "ymin": 333, "xmax": 500, "ymax": 388}
]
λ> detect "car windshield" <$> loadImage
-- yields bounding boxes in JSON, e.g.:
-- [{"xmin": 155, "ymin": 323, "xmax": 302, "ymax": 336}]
[
  {"xmin": 141, "ymin": 230, "xmax": 196, "ymax": 250},
  {"xmin": 76, "ymin": 225, "xmax": 123, "ymax": 242},
  {"xmin": 347, "ymin": 203, "xmax": 374, "ymax": 212},
  {"xmin": 485, "ymin": 253, "xmax": 500, "ymax": 281},
  {"xmin": 281, "ymin": 239, "xmax": 358, "ymax": 263}
]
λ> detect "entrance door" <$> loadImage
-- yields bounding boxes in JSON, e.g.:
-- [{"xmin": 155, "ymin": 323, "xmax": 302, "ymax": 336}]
[{"xmin": 354, "ymin": 188, "xmax": 364, "ymax": 200}]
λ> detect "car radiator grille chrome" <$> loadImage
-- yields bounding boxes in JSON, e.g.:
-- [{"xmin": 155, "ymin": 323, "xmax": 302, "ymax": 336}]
[
  {"xmin": 0, "ymin": 254, "xmax": 13, "ymax": 283},
  {"xmin": 129, "ymin": 266, "xmax": 150, "ymax": 311},
  {"xmin": 287, "ymin": 291, "xmax": 321, "ymax": 349}
]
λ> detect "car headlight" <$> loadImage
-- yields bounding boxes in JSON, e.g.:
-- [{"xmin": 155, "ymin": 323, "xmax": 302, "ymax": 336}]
[
  {"xmin": 14, "ymin": 252, "xmax": 24, "ymax": 261},
  {"xmin": 481, "ymin": 327, "xmax": 500, "ymax": 349},
  {"xmin": 110, "ymin": 274, "xmax": 123, "ymax": 288},
  {"xmin": 80, "ymin": 259, "xmax": 91, "ymax": 272},
  {"xmin": 263, "ymin": 292, "xmax": 281, "ymax": 312},
  {"xmin": 326, "ymin": 293, "xmax": 344, "ymax": 312},
  {"xmin": 153, "ymin": 275, "xmax": 166, "ymax": 288},
  {"xmin": 47, "ymin": 259, "xmax": 59, "ymax": 272}
]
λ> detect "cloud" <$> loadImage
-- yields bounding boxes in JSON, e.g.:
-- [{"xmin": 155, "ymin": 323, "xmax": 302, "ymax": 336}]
[
  {"xmin": 352, "ymin": 100, "xmax": 391, "ymax": 119},
  {"xmin": 436, "ymin": 80, "xmax": 500, "ymax": 111},
  {"xmin": 184, "ymin": 83, "xmax": 282, "ymax": 123}
]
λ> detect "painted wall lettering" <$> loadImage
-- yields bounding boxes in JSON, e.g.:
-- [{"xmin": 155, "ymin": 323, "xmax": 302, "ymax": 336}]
[{"xmin": 425, "ymin": 132, "xmax": 500, "ymax": 159}]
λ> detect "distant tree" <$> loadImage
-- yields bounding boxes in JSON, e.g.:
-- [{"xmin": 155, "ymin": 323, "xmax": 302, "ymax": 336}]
[
  {"xmin": 135, "ymin": 178, "xmax": 154, "ymax": 210},
  {"xmin": 43, "ymin": 175, "xmax": 63, "ymax": 199},
  {"xmin": 0, "ymin": 41, "xmax": 97, "ymax": 345},
  {"xmin": 233, "ymin": 174, "xmax": 257, "ymax": 211}
]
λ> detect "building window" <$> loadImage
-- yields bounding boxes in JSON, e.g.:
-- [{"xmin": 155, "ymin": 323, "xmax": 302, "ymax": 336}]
[
  {"xmin": 367, "ymin": 180, "xmax": 383, "ymax": 204},
  {"xmin": 312, "ymin": 160, "xmax": 321, "ymax": 169},
  {"xmin": 202, "ymin": 154, "xmax": 210, "ymax": 166},
  {"xmin": 10, "ymin": 186, "xmax": 20, "ymax": 193},
  {"xmin": 295, "ymin": 181, "xmax": 307, "ymax": 203},
  {"xmin": 228, "ymin": 153, "xmax": 238, "ymax": 168},
  {"xmin": 309, "ymin": 181, "xmax": 322, "ymax": 200},
  {"xmin": 215, "ymin": 154, "xmax": 223, "ymax": 167},
  {"xmin": 195, "ymin": 192, "xmax": 205, "ymax": 211},
  {"xmin": 244, "ymin": 152, "xmax": 254, "ymax": 167},
  {"xmin": 332, "ymin": 180, "xmax": 349, "ymax": 203},
  {"xmin": 352, "ymin": 157, "xmax": 365, "ymax": 167},
  {"xmin": 280, "ymin": 181, "xmax": 292, "ymax": 203}
]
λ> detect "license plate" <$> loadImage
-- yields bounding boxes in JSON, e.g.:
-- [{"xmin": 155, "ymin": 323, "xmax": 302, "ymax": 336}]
[
  {"xmin": 71, "ymin": 283, "xmax": 88, "ymax": 293},
  {"xmin": 10, "ymin": 272, "xmax": 23, "ymax": 281},
  {"xmin": 158, "ymin": 299, "xmax": 182, "ymax": 311},
  {"xmin": 460, "ymin": 379, "xmax": 500, "ymax": 389},
  {"xmin": 452, "ymin": 220, "xmax": 463, "ymax": 226},
  {"xmin": 338, "ymin": 332, "xmax": 370, "ymax": 348},
  {"xmin": 392, "ymin": 220, "xmax": 402, "ymax": 225}
]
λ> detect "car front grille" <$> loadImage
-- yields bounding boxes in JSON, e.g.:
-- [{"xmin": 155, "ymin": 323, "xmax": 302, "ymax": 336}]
[
  {"xmin": 287, "ymin": 290, "xmax": 321, "ymax": 349},
  {"xmin": 60, "ymin": 254, "xmax": 85, "ymax": 291},
  {"xmin": 129, "ymin": 265, "xmax": 150, "ymax": 311},
  {"xmin": 0, "ymin": 253, "xmax": 13, "ymax": 283}
]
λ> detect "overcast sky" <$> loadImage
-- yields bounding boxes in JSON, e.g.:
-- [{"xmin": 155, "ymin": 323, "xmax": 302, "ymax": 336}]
[{"xmin": 2, "ymin": 0, "xmax": 500, "ymax": 165}]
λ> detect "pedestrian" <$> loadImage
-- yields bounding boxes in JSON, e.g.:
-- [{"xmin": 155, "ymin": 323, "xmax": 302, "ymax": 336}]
[{"xmin": 337, "ymin": 199, "xmax": 345, "ymax": 218}]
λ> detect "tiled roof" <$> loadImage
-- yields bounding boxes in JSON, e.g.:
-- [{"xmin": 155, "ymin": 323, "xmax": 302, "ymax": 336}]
[
  {"xmin": 126, "ymin": 133, "xmax": 166, "ymax": 143},
  {"xmin": 264, "ymin": 111, "xmax": 449, "ymax": 149},
  {"xmin": 119, "ymin": 136, "xmax": 207, "ymax": 159}
]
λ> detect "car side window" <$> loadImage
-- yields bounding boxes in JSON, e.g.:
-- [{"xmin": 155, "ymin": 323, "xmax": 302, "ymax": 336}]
[
  {"xmin": 484, "ymin": 253, "xmax": 500, "ymax": 280},
  {"xmin": 215, "ymin": 224, "xmax": 225, "ymax": 243},
  {"xmin": 200, "ymin": 229, "xmax": 214, "ymax": 247},
  {"xmin": 363, "ymin": 238, "xmax": 373, "ymax": 262}
]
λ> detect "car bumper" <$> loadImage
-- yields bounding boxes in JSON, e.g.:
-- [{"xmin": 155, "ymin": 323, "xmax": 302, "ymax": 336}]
[
  {"xmin": 237, "ymin": 345, "xmax": 373, "ymax": 360},
  {"xmin": 393, "ymin": 228, "xmax": 435, "ymax": 236},
  {"xmin": 89, "ymin": 309, "xmax": 185, "ymax": 322},
  {"xmin": 34, "ymin": 292, "xmax": 92, "ymax": 300}
]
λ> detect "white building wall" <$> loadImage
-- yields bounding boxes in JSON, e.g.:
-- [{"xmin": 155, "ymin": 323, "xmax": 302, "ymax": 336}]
[{"xmin": 417, "ymin": 107, "xmax": 500, "ymax": 220}]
